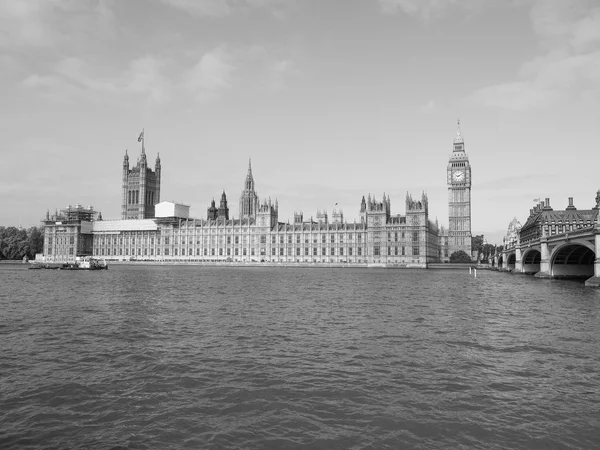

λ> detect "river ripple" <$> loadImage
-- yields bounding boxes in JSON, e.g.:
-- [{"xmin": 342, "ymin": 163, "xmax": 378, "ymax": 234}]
[{"xmin": 1, "ymin": 265, "xmax": 599, "ymax": 449}]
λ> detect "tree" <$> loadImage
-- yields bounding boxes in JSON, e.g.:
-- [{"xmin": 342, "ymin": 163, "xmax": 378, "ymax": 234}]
[
  {"xmin": 450, "ymin": 250, "xmax": 472, "ymax": 263},
  {"xmin": 482, "ymin": 243, "xmax": 496, "ymax": 261},
  {"xmin": 27, "ymin": 226, "xmax": 44, "ymax": 258},
  {"xmin": 0, "ymin": 226, "xmax": 44, "ymax": 260},
  {"xmin": 471, "ymin": 234, "xmax": 484, "ymax": 261}
]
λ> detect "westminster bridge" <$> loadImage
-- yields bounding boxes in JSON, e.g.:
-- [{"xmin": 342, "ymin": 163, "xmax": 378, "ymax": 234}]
[{"xmin": 495, "ymin": 196, "xmax": 600, "ymax": 287}]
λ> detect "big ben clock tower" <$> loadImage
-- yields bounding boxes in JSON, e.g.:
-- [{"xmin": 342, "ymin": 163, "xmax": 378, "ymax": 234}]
[{"xmin": 447, "ymin": 120, "xmax": 472, "ymax": 258}]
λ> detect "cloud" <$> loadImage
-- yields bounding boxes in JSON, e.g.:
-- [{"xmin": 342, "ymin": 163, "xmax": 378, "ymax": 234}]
[
  {"xmin": 19, "ymin": 41, "xmax": 293, "ymax": 105},
  {"xmin": 469, "ymin": 0, "xmax": 600, "ymax": 110},
  {"xmin": 181, "ymin": 45, "xmax": 295, "ymax": 101},
  {"xmin": 268, "ymin": 59, "xmax": 294, "ymax": 90},
  {"xmin": 419, "ymin": 99, "xmax": 437, "ymax": 114},
  {"xmin": 125, "ymin": 57, "xmax": 172, "ymax": 103},
  {"xmin": 159, "ymin": 0, "xmax": 232, "ymax": 17},
  {"xmin": 0, "ymin": 0, "xmax": 116, "ymax": 49},
  {"xmin": 476, "ymin": 173, "xmax": 556, "ymax": 191},
  {"xmin": 182, "ymin": 47, "xmax": 236, "ymax": 101},
  {"xmin": 21, "ymin": 55, "xmax": 172, "ymax": 104},
  {"xmin": 378, "ymin": 0, "xmax": 479, "ymax": 21},
  {"xmin": 159, "ymin": 0, "xmax": 290, "ymax": 17}
]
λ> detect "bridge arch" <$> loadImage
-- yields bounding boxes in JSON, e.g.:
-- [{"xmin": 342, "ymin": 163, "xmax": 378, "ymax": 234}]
[
  {"xmin": 550, "ymin": 241, "xmax": 595, "ymax": 279},
  {"xmin": 507, "ymin": 252, "xmax": 516, "ymax": 271},
  {"xmin": 522, "ymin": 248, "xmax": 541, "ymax": 274}
]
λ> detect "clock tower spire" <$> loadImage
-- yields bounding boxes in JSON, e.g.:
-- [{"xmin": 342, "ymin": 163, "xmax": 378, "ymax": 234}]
[{"xmin": 447, "ymin": 119, "xmax": 472, "ymax": 259}]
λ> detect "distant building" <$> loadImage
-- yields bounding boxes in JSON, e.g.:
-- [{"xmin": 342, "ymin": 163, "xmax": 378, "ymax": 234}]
[
  {"xmin": 518, "ymin": 195, "xmax": 600, "ymax": 243},
  {"xmin": 122, "ymin": 146, "xmax": 161, "ymax": 219},
  {"xmin": 447, "ymin": 120, "xmax": 473, "ymax": 258},
  {"xmin": 41, "ymin": 204, "xmax": 100, "ymax": 262},
  {"xmin": 41, "ymin": 126, "xmax": 478, "ymax": 266}
]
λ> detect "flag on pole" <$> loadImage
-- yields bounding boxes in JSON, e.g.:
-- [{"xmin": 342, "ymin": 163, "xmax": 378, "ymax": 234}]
[{"xmin": 138, "ymin": 131, "xmax": 144, "ymax": 142}]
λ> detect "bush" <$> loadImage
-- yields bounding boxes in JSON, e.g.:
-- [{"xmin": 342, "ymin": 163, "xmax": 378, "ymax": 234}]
[{"xmin": 450, "ymin": 250, "xmax": 472, "ymax": 263}]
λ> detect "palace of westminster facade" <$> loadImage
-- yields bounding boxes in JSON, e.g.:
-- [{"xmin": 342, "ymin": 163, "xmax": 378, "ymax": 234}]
[{"xmin": 41, "ymin": 124, "xmax": 472, "ymax": 266}]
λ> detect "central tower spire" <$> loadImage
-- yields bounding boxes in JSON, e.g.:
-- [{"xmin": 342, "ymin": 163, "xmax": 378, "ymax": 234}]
[
  {"xmin": 245, "ymin": 159, "xmax": 254, "ymax": 191},
  {"xmin": 239, "ymin": 159, "xmax": 259, "ymax": 220}
]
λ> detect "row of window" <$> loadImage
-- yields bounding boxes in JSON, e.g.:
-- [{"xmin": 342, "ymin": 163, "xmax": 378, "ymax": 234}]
[
  {"xmin": 93, "ymin": 231, "xmax": 423, "ymax": 246},
  {"xmin": 94, "ymin": 245, "xmax": 422, "ymax": 257},
  {"xmin": 47, "ymin": 237, "xmax": 75, "ymax": 245},
  {"xmin": 46, "ymin": 247, "xmax": 73, "ymax": 255},
  {"xmin": 127, "ymin": 189, "xmax": 156, "ymax": 206}
]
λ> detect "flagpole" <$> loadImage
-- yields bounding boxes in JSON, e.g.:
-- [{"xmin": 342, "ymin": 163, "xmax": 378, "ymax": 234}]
[{"xmin": 142, "ymin": 128, "xmax": 145, "ymax": 153}]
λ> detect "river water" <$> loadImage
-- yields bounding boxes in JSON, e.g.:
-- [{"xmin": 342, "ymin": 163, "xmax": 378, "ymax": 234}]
[{"xmin": 1, "ymin": 264, "xmax": 599, "ymax": 449}]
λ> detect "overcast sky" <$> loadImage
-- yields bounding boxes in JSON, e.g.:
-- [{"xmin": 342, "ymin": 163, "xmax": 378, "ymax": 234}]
[{"xmin": 1, "ymin": 0, "xmax": 599, "ymax": 244}]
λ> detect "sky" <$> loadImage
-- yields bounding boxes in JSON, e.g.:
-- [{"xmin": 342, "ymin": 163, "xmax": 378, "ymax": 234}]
[{"xmin": 1, "ymin": 0, "xmax": 599, "ymax": 244}]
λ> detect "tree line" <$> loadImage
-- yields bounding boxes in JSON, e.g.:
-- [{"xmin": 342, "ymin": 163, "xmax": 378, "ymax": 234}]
[
  {"xmin": 0, "ymin": 226, "xmax": 44, "ymax": 260},
  {"xmin": 449, "ymin": 235, "xmax": 505, "ymax": 263}
]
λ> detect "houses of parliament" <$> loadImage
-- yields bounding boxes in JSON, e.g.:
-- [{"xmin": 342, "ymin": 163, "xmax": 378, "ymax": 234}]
[{"xmin": 40, "ymin": 124, "xmax": 472, "ymax": 266}]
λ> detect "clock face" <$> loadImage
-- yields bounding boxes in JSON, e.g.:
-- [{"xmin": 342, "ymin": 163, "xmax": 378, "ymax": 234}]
[{"xmin": 454, "ymin": 171, "xmax": 464, "ymax": 182}]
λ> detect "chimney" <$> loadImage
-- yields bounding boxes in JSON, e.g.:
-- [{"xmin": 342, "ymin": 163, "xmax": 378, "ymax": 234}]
[
  {"xmin": 566, "ymin": 197, "xmax": 576, "ymax": 210},
  {"xmin": 545, "ymin": 198, "xmax": 550, "ymax": 207}
]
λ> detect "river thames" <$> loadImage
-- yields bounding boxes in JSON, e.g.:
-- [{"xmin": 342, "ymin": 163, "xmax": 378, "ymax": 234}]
[{"xmin": 1, "ymin": 264, "xmax": 599, "ymax": 449}]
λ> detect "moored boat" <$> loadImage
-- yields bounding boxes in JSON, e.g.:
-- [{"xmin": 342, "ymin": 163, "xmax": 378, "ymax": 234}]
[{"xmin": 29, "ymin": 257, "xmax": 108, "ymax": 270}]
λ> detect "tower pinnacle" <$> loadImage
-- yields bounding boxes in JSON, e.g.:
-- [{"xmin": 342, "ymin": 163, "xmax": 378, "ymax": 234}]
[
  {"xmin": 245, "ymin": 159, "xmax": 255, "ymax": 191},
  {"xmin": 240, "ymin": 159, "xmax": 258, "ymax": 219},
  {"xmin": 454, "ymin": 119, "xmax": 464, "ymax": 144}
]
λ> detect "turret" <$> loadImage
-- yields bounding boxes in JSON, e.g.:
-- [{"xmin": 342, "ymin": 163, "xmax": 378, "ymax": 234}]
[
  {"xmin": 316, "ymin": 210, "xmax": 328, "ymax": 223},
  {"xmin": 218, "ymin": 190, "xmax": 229, "ymax": 220},
  {"xmin": 331, "ymin": 209, "xmax": 344, "ymax": 224},
  {"xmin": 155, "ymin": 153, "xmax": 161, "ymax": 205},
  {"xmin": 239, "ymin": 159, "xmax": 259, "ymax": 219},
  {"xmin": 207, "ymin": 198, "xmax": 218, "ymax": 220},
  {"xmin": 139, "ymin": 146, "xmax": 147, "ymax": 219},
  {"xmin": 121, "ymin": 149, "xmax": 130, "ymax": 219},
  {"xmin": 245, "ymin": 159, "xmax": 254, "ymax": 191}
]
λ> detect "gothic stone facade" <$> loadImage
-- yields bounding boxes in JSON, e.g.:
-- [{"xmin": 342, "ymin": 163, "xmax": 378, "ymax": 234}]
[
  {"xmin": 122, "ymin": 148, "xmax": 161, "ymax": 219},
  {"xmin": 41, "ymin": 205, "xmax": 99, "ymax": 262},
  {"xmin": 89, "ymin": 196, "xmax": 439, "ymax": 267},
  {"xmin": 42, "ymin": 137, "xmax": 451, "ymax": 266},
  {"xmin": 87, "ymin": 157, "xmax": 440, "ymax": 266}
]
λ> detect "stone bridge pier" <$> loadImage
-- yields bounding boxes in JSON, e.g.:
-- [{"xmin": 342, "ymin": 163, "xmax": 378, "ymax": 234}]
[
  {"xmin": 585, "ymin": 232, "xmax": 600, "ymax": 287},
  {"xmin": 534, "ymin": 238, "xmax": 551, "ymax": 278}
]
